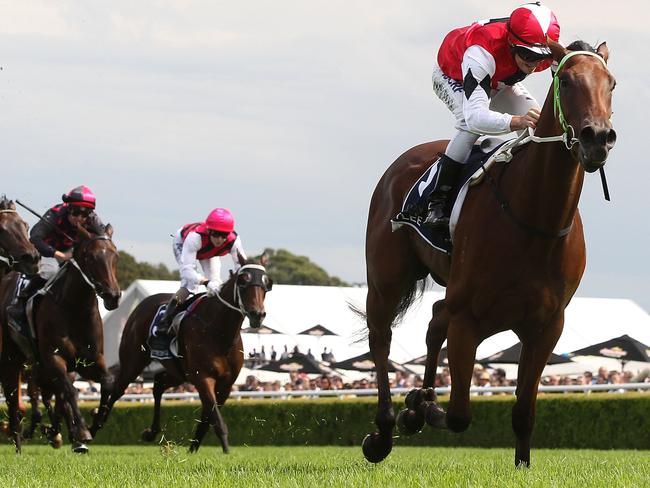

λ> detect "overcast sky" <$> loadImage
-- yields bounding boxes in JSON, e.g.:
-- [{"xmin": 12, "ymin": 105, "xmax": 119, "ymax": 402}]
[{"xmin": 2, "ymin": 1, "xmax": 648, "ymax": 311}]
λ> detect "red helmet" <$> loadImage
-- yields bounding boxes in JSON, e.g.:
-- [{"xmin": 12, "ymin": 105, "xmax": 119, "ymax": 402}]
[
  {"xmin": 508, "ymin": 2, "xmax": 560, "ymax": 59},
  {"xmin": 62, "ymin": 185, "xmax": 96, "ymax": 209},
  {"xmin": 204, "ymin": 208, "xmax": 234, "ymax": 233}
]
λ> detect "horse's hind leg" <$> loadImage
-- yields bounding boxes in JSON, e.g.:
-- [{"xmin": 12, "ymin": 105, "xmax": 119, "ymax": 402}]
[
  {"xmin": 397, "ymin": 299, "xmax": 448, "ymax": 435},
  {"xmin": 361, "ymin": 282, "xmax": 409, "ymax": 463},
  {"xmin": 91, "ymin": 347, "xmax": 149, "ymax": 438},
  {"xmin": 0, "ymin": 365, "xmax": 24, "ymax": 453},
  {"xmin": 190, "ymin": 377, "xmax": 229, "ymax": 454},
  {"xmin": 141, "ymin": 371, "xmax": 180, "ymax": 442},
  {"xmin": 512, "ymin": 318, "xmax": 563, "ymax": 468}
]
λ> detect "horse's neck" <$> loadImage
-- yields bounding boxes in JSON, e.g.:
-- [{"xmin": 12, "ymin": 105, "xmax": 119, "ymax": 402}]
[
  {"xmin": 203, "ymin": 285, "xmax": 244, "ymax": 339},
  {"xmin": 60, "ymin": 264, "xmax": 96, "ymax": 307},
  {"xmin": 510, "ymin": 89, "xmax": 584, "ymax": 234}
]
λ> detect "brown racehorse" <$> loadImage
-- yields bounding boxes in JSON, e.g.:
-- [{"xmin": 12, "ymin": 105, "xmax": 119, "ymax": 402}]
[
  {"xmin": 0, "ymin": 224, "xmax": 120, "ymax": 453},
  {"xmin": 90, "ymin": 259, "xmax": 272, "ymax": 454},
  {"xmin": 0, "ymin": 197, "xmax": 39, "ymax": 438},
  {"xmin": 361, "ymin": 39, "xmax": 616, "ymax": 467}
]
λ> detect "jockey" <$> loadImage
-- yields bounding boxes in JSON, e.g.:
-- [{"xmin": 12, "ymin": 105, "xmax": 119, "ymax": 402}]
[
  {"xmin": 153, "ymin": 207, "xmax": 247, "ymax": 339},
  {"xmin": 7, "ymin": 185, "xmax": 105, "ymax": 325},
  {"xmin": 423, "ymin": 2, "xmax": 560, "ymax": 228}
]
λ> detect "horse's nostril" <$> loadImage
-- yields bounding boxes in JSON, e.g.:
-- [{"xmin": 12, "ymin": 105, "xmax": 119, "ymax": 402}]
[
  {"xmin": 606, "ymin": 129, "xmax": 617, "ymax": 147},
  {"xmin": 579, "ymin": 126, "xmax": 596, "ymax": 143}
]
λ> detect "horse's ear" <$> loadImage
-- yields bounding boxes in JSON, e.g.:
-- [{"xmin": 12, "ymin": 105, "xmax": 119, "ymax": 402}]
[
  {"xmin": 76, "ymin": 223, "xmax": 92, "ymax": 241},
  {"xmin": 547, "ymin": 37, "xmax": 567, "ymax": 64},
  {"xmin": 236, "ymin": 251, "xmax": 247, "ymax": 267},
  {"xmin": 596, "ymin": 41, "xmax": 609, "ymax": 63},
  {"xmin": 548, "ymin": 38, "xmax": 567, "ymax": 64},
  {"xmin": 259, "ymin": 253, "xmax": 269, "ymax": 267},
  {"xmin": 104, "ymin": 223, "xmax": 114, "ymax": 238}
]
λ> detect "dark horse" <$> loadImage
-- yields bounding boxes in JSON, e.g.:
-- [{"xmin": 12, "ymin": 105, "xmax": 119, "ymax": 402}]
[
  {"xmin": 361, "ymin": 40, "xmax": 616, "ymax": 467},
  {"xmin": 0, "ymin": 197, "xmax": 39, "ymax": 438},
  {"xmin": 90, "ymin": 258, "xmax": 272, "ymax": 453},
  {"xmin": 0, "ymin": 224, "xmax": 121, "ymax": 453}
]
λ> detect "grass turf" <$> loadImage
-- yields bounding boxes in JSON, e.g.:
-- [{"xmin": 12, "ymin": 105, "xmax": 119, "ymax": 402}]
[{"xmin": 0, "ymin": 445, "xmax": 648, "ymax": 487}]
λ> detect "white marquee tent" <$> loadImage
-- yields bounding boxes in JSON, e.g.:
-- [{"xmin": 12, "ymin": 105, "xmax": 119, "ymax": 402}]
[{"xmin": 101, "ymin": 280, "xmax": 650, "ymax": 378}]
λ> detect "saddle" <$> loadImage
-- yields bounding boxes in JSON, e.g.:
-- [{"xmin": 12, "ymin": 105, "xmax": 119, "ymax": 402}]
[
  {"xmin": 391, "ymin": 135, "xmax": 524, "ymax": 255},
  {"xmin": 7, "ymin": 276, "xmax": 43, "ymax": 362},
  {"xmin": 148, "ymin": 294, "xmax": 206, "ymax": 360}
]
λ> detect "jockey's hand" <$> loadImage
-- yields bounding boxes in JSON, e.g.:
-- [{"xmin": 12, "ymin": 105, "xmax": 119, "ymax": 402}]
[
  {"xmin": 510, "ymin": 108, "xmax": 540, "ymax": 131},
  {"xmin": 206, "ymin": 280, "xmax": 222, "ymax": 296},
  {"xmin": 54, "ymin": 250, "xmax": 73, "ymax": 262},
  {"xmin": 200, "ymin": 279, "xmax": 209, "ymax": 286}
]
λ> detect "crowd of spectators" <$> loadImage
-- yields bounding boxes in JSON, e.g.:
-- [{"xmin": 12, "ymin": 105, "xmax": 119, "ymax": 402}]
[
  {"xmin": 245, "ymin": 344, "xmax": 336, "ymax": 367},
  {"xmin": 64, "ymin": 364, "xmax": 650, "ymax": 399}
]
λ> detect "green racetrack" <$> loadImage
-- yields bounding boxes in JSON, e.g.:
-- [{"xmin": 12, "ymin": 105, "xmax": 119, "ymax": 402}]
[{"xmin": 1, "ymin": 445, "xmax": 648, "ymax": 487}]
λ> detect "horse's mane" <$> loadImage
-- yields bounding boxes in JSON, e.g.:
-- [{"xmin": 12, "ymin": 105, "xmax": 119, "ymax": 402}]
[
  {"xmin": 0, "ymin": 195, "xmax": 15, "ymax": 210},
  {"xmin": 566, "ymin": 40, "xmax": 597, "ymax": 53}
]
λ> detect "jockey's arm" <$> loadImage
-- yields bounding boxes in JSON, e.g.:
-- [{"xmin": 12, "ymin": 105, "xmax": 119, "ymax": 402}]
[
  {"xmin": 230, "ymin": 236, "xmax": 247, "ymax": 271},
  {"xmin": 29, "ymin": 209, "xmax": 58, "ymax": 258},
  {"xmin": 461, "ymin": 46, "xmax": 513, "ymax": 135},
  {"xmin": 179, "ymin": 232, "xmax": 205, "ymax": 288}
]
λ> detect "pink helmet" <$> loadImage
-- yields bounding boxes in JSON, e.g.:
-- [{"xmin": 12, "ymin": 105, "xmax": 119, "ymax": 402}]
[
  {"xmin": 508, "ymin": 2, "xmax": 560, "ymax": 58},
  {"xmin": 204, "ymin": 208, "xmax": 234, "ymax": 233},
  {"xmin": 62, "ymin": 185, "xmax": 96, "ymax": 209}
]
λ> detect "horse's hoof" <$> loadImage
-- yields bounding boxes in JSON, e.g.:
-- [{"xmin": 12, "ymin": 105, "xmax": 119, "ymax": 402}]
[
  {"xmin": 422, "ymin": 387, "xmax": 437, "ymax": 402},
  {"xmin": 50, "ymin": 433, "xmax": 63, "ymax": 449},
  {"xmin": 404, "ymin": 388, "xmax": 425, "ymax": 411},
  {"xmin": 188, "ymin": 441, "xmax": 200, "ymax": 453},
  {"xmin": 141, "ymin": 428, "xmax": 158, "ymax": 443},
  {"xmin": 0, "ymin": 420, "xmax": 9, "ymax": 436},
  {"xmin": 72, "ymin": 442, "xmax": 89, "ymax": 454},
  {"xmin": 396, "ymin": 408, "xmax": 424, "ymax": 435},
  {"xmin": 424, "ymin": 402, "xmax": 446, "ymax": 429},
  {"xmin": 516, "ymin": 460, "xmax": 530, "ymax": 469},
  {"xmin": 361, "ymin": 432, "xmax": 392, "ymax": 464}
]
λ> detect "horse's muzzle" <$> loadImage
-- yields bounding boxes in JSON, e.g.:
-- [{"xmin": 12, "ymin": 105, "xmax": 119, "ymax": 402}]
[
  {"xmin": 102, "ymin": 291, "xmax": 122, "ymax": 311},
  {"xmin": 18, "ymin": 251, "xmax": 40, "ymax": 275},
  {"xmin": 578, "ymin": 124, "xmax": 617, "ymax": 172},
  {"xmin": 247, "ymin": 310, "xmax": 266, "ymax": 329}
]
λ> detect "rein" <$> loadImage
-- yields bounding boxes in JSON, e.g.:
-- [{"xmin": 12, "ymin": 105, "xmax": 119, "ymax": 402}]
[{"xmin": 70, "ymin": 236, "xmax": 113, "ymax": 295}]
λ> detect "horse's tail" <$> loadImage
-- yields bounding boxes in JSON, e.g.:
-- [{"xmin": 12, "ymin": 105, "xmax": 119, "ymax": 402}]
[{"xmin": 350, "ymin": 278, "xmax": 427, "ymax": 343}]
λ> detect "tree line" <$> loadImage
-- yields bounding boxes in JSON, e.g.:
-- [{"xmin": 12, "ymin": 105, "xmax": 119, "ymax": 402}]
[{"xmin": 117, "ymin": 247, "xmax": 349, "ymax": 290}]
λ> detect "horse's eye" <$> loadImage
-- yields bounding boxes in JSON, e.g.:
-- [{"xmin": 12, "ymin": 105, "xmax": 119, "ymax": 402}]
[
  {"xmin": 239, "ymin": 272, "xmax": 252, "ymax": 284},
  {"xmin": 262, "ymin": 275, "xmax": 273, "ymax": 291},
  {"xmin": 559, "ymin": 77, "xmax": 569, "ymax": 89}
]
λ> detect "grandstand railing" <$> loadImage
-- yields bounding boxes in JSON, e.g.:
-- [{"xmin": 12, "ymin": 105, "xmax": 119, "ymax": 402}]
[{"xmin": 65, "ymin": 382, "xmax": 650, "ymax": 402}]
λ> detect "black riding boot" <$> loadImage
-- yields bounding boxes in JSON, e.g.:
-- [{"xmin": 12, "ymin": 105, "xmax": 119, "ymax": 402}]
[
  {"xmin": 422, "ymin": 154, "xmax": 465, "ymax": 229},
  {"xmin": 7, "ymin": 276, "xmax": 47, "ymax": 331},
  {"xmin": 155, "ymin": 298, "xmax": 180, "ymax": 337}
]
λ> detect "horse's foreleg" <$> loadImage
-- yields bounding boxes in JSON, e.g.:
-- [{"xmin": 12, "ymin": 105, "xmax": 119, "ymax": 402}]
[
  {"xmin": 46, "ymin": 356, "xmax": 91, "ymax": 451},
  {"xmin": 39, "ymin": 386, "xmax": 62, "ymax": 448},
  {"xmin": 22, "ymin": 377, "xmax": 42, "ymax": 439},
  {"xmin": 82, "ymin": 357, "xmax": 114, "ymax": 438},
  {"xmin": 190, "ymin": 377, "xmax": 228, "ymax": 454},
  {"xmin": 0, "ymin": 365, "xmax": 24, "ymax": 453},
  {"xmin": 446, "ymin": 314, "xmax": 479, "ymax": 434},
  {"xmin": 512, "ymin": 319, "xmax": 563, "ymax": 468}
]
